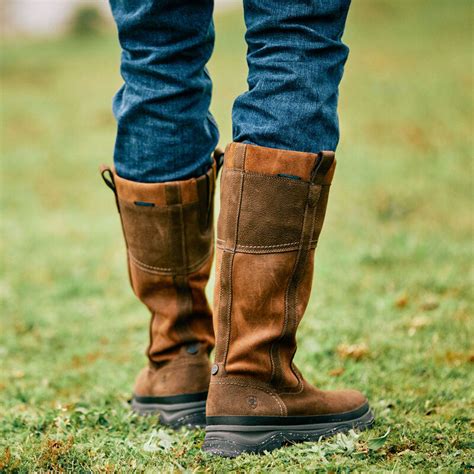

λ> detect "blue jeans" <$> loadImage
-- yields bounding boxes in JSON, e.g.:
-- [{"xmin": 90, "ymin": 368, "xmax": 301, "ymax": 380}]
[{"xmin": 110, "ymin": 0, "xmax": 350, "ymax": 183}]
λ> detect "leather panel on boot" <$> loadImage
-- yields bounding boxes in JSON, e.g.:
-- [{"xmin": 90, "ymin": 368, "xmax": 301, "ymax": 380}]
[
  {"xmin": 119, "ymin": 202, "xmax": 185, "ymax": 273},
  {"xmin": 225, "ymin": 252, "xmax": 295, "ymax": 381},
  {"xmin": 118, "ymin": 175, "xmax": 214, "ymax": 275},
  {"xmin": 276, "ymin": 251, "xmax": 316, "ymax": 390},
  {"xmin": 216, "ymin": 168, "xmax": 243, "ymax": 250},
  {"xmin": 146, "ymin": 258, "xmax": 215, "ymax": 362},
  {"xmin": 207, "ymin": 377, "xmax": 286, "ymax": 417},
  {"xmin": 134, "ymin": 350, "xmax": 211, "ymax": 397},
  {"xmin": 113, "ymin": 172, "xmax": 200, "ymax": 206},
  {"xmin": 224, "ymin": 172, "xmax": 310, "ymax": 252},
  {"xmin": 225, "ymin": 142, "xmax": 317, "ymax": 181},
  {"xmin": 279, "ymin": 378, "xmax": 368, "ymax": 416}
]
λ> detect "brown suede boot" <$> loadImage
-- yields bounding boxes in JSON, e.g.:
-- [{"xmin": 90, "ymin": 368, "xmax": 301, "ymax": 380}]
[
  {"xmin": 203, "ymin": 143, "xmax": 374, "ymax": 455},
  {"xmin": 100, "ymin": 151, "xmax": 222, "ymax": 428}
]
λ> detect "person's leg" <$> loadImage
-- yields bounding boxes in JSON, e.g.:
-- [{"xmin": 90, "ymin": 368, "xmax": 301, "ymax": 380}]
[
  {"xmin": 204, "ymin": 1, "xmax": 374, "ymax": 456},
  {"xmin": 233, "ymin": 1, "xmax": 350, "ymax": 153},
  {"xmin": 102, "ymin": 0, "xmax": 221, "ymax": 429},
  {"xmin": 110, "ymin": 0, "xmax": 218, "ymax": 182}
]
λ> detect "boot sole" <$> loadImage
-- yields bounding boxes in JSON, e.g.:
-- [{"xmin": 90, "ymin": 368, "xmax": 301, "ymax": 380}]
[
  {"xmin": 203, "ymin": 403, "xmax": 374, "ymax": 457},
  {"xmin": 131, "ymin": 392, "xmax": 207, "ymax": 429}
]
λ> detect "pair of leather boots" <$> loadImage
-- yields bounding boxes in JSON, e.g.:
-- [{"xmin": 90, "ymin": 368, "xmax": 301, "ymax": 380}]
[{"xmin": 101, "ymin": 142, "xmax": 373, "ymax": 457}]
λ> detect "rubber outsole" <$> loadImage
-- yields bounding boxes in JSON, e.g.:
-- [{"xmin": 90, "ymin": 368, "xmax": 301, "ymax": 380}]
[
  {"xmin": 131, "ymin": 397, "xmax": 207, "ymax": 429},
  {"xmin": 202, "ymin": 406, "xmax": 375, "ymax": 457}
]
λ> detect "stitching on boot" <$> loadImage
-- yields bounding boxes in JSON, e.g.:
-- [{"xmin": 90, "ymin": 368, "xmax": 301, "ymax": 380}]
[
  {"xmin": 270, "ymin": 190, "xmax": 310, "ymax": 386},
  {"xmin": 283, "ymin": 187, "xmax": 320, "ymax": 390},
  {"xmin": 284, "ymin": 191, "xmax": 321, "ymax": 386},
  {"xmin": 232, "ymin": 247, "xmax": 300, "ymax": 255},
  {"xmin": 214, "ymin": 167, "xmax": 231, "ymax": 365},
  {"xmin": 234, "ymin": 242, "xmax": 304, "ymax": 249},
  {"xmin": 217, "ymin": 238, "xmax": 319, "ymax": 249},
  {"xmin": 274, "ymin": 184, "xmax": 321, "ymax": 390},
  {"xmin": 221, "ymin": 146, "xmax": 247, "ymax": 368},
  {"xmin": 290, "ymin": 187, "xmax": 320, "ymax": 387},
  {"xmin": 221, "ymin": 249, "xmax": 235, "ymax": 365},
  {"xmin": 128, "ymin": 250, "xmax": 212, "ymax": 275},
  {"xmin": 224, "ymin": 168, "xmax": 311, "ymax": 186},
  {"xmin": 213, "ymin": 243, "xmax": 224, "ymax": 362},
  {"xmin": 277, "ymin": 365, "xmax": 306, "ymax": 396},
  {"xmin": 210, "ymin": 380, "xmax": 286, "ymax": 416},
  {"xmin": 216, "ymin": 240, "xmax": 319, "ymax": 255},
  {"xmin": 229, "ymin": 244, "xmax": 317, "ymax": 255},
  {"xmin": 218, "ymin": 241, "xmax": 306, "ymax": 249}
]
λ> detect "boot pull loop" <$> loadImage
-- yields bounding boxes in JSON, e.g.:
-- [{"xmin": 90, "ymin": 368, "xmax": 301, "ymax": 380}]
[
  {"xmin": 214, "ymin": 147, "xmax": 225, "ymax": 177},
  {"xmin": 100, "ymin": 164, "xmax": 116, "ymax": 192},
  {"xmin": 310, "ymin": 151, "xmax": 336, "ymax": 184},
  {"xmin": 99, "ymin": 164, "xmax": 121, "ymax": 213}
]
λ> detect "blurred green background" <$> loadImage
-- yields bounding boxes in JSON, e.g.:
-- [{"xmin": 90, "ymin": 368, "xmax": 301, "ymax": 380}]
[{"xmin": 1, "ymin": 0, "xmax": 472, "ymax": 471}]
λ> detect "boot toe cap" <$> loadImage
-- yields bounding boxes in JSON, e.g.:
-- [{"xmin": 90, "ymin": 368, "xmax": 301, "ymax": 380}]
[{"xmin": 334, "ymin": 389, "xmax": 368, "ymax": 413}]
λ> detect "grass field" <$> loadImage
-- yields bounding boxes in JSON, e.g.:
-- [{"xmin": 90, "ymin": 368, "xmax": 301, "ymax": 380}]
[{"xmin": 1, "ymin": 0, "xmax": 473, "ymax": 471}]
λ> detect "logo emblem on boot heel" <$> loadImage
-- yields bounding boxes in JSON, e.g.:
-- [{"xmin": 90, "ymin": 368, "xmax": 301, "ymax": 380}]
[{"xmin": 247, "ymin": 395, "xmax": 258, "ymax": 409}]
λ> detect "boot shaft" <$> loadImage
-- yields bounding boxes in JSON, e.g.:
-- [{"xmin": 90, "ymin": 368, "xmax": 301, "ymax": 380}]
[
  {"xmin": 100, "ymin": 153, "xmax": 223, "ymax": 364},
  {"xmin": 212, "ymin": 142, "xmax": 336, "ymax": 388},
  {"xmin": 112, "ymin": 166, "xmax": 216, "ymax": 276},
  {"xmin": 204, "ymin": 144, "xmax": 373, "ymax": 453}
]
